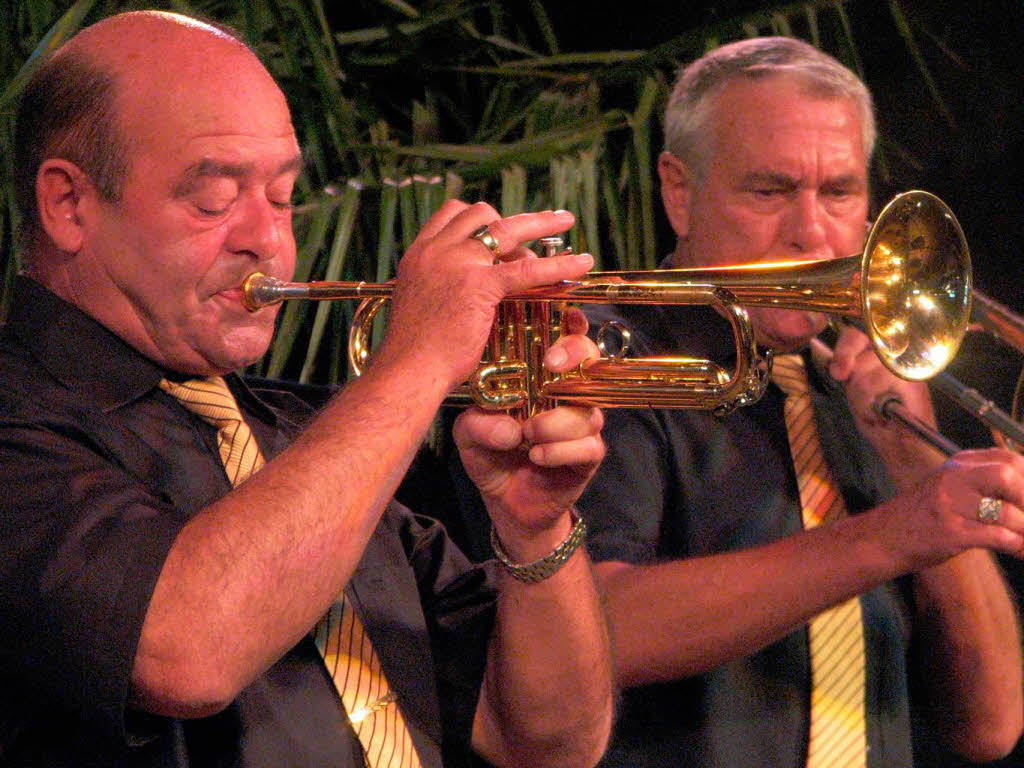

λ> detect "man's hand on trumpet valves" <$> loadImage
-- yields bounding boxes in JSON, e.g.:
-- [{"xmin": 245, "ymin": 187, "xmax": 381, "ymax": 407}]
[
  {"xmin": 453, "ymin": 322, "xmax": 606, "ymax": 564},
  {"xmin": 371, "ymin": 200, "xmax": 594, "ymax": 394}
]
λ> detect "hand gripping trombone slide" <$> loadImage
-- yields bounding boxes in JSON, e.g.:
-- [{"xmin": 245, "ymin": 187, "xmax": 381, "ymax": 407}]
[{"xmin": 243, "ymin": 191, "xmax": 974, "ymax": 421}]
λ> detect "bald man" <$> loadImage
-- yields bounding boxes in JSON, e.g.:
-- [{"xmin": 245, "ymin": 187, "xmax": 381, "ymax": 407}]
[{"xmin": 0, "ymin": 11, "xmax": 612, "ymax": 768}]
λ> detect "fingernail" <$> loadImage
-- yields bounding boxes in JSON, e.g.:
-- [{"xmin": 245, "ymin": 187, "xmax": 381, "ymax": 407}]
[
  {"xmin": 545, "ymin": 347, "xmax": 568, "ymax": 369},
  {"xmin": 554, "ymin": 209, "xmax": 570, "ymax": 215}
]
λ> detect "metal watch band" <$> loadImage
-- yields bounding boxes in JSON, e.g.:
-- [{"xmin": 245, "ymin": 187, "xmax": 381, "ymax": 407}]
[{"xmin": 489, "ymin": 511, "xmax": 587, "ymax": 584}]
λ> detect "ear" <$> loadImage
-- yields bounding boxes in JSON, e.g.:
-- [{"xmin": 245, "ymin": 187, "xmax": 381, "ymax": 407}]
[
  {"xmin": 36, "ymin": 159, "xmax": 92, "ymax": 253},
  {"xmin": 657, "ymin": 151, "xmax": 695, "ymax": 239}
]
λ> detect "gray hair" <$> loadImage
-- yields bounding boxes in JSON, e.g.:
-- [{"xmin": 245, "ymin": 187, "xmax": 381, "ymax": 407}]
[{"xmin": 664, "ymin": 37, "xmax": 876, "ymax": 177}]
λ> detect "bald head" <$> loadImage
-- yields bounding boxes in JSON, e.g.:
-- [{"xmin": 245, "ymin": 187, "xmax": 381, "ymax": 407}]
[{"xmin": 13, "ymin": 11, "xmax": 288, "ymax": 261}]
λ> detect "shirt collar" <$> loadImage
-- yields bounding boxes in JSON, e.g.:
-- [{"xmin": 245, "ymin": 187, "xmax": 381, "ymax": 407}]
[{"xmin": 5, "ymin": 276, "xmax": 277, "ymax": 419}]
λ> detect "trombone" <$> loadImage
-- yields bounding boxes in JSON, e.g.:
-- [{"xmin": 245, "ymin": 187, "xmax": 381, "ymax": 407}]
[
  {"xmin": 813, "ymin": 289, "xmax": 1024, "ymax": 456},
  {"xmin": 929, "ymin": 290, "xmax": 1024, "ymax": 452},
  {"xmin": 244, "ymin": 190, "xmax": 972, "ymax": 418}
]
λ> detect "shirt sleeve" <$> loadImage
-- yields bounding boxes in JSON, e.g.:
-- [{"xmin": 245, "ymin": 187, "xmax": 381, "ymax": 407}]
[{"xmin": 0, "ymin": 414, "xmax": 187, "ymax": 753}]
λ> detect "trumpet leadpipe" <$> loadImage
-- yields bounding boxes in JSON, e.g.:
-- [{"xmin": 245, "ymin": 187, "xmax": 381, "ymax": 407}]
[{"xmin": 243, "ymin": 274, "xmax": 393, "ymax": 310}]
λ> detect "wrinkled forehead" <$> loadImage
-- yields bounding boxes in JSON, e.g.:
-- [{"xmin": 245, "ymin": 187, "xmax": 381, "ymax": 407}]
[{"xmin": 708, "ymin": 76, "xmax": 863, "ymax": 153}]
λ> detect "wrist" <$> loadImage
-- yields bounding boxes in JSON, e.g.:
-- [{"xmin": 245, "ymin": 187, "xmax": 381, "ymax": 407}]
[{"xmin": 490, "ymin": 509, "xmax": 587, "ymax": 584}]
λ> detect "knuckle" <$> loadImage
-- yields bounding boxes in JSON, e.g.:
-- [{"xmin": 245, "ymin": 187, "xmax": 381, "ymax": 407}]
[
  {"xmin": 994, "ymin": 463, "xmax": 1016, "ymax": 487},
  {"xmin": 469, "ymin": 201, "xmax": 498, "ymax": 220},
  {"xmin": 439, "ymin": 198, "xmax": 468, "ymax": 215}
]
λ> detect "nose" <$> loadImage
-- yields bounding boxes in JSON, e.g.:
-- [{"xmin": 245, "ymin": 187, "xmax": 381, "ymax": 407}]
[
  {"xmin": 224, "ymin": 195, "xmax": 282, "ymax": 264},
  {"xmin": 784, "ymin": 191, "xmax": 829, "ymax": 258}
]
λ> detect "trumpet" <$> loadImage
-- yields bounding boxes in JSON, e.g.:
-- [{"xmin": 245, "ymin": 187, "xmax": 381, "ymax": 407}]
[{"xmin": 243, "ymin": 190, "xmax": 972, "ymax": 417}]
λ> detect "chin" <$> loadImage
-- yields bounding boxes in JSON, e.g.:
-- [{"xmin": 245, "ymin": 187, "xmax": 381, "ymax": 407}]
[
  {"xmin": 200, "ymin": 325, "xmax": 275, "ymax": 374},
  {"xmin": 753, "ymin": 311, "xmax": 828, "ymax": 352}
]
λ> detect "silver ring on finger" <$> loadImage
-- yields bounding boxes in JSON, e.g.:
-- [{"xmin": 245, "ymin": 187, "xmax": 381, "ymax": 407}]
[
  {"xmin": 471, "ymin": 224, "xmax": 502, "ymax": 263},
  {"xmin": 976, "ymin": 496, "xmax": 1003, "ymax": 525}
]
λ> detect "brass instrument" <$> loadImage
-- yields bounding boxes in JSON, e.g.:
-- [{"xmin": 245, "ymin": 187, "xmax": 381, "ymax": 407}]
[
  {"xmin": 811, "ymin": 288, "xmax": 1024, "ymax": 456},
  {"xmin": 932, "ymin": 289, "xmax": 1024, "ymax": 451},
  {"xmin": 243, "ymin": 190, "xmax": 972, "ymax": 417}
]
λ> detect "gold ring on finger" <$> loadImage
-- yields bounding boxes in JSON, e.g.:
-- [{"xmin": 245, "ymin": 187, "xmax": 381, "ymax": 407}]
[{"xmin": 471, "ymin": 224, "xmax": 502, "ymax": 263}]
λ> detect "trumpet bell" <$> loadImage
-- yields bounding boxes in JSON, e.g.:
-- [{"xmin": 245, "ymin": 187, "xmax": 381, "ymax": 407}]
[{"xmin": 862, "ymin": 190, "xmax": 972, "ymax": 380}]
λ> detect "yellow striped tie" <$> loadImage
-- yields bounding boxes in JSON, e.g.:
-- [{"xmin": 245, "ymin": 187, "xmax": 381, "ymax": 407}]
[
  {"xmin": 159, "ymin": 376, "xmax": 266, "ymax": 486},
  {"xmin": 160, "ymin": 376, "xmax": 421, "ymax": 767},
  {"xmin": 315, "ymin": 596, "xmax": 423, "ymax": 768},
  {"xmin": 772, "ymin": 355, "xmax": 867, "ymax": 768}
]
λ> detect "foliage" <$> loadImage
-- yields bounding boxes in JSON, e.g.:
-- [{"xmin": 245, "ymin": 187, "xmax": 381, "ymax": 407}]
[{"xmin": 0, "ymin": 0, "xmax": 955, "ymax": 384}]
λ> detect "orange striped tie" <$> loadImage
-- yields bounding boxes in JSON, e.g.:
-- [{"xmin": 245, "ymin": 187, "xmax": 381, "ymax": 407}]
[
  {"xmin": 160, "ymin": 377, "xmax": 421, "ymax": 767},
  {"xmin": 772, "ymin": 355, "xmax": 867, "ymax": 768}
]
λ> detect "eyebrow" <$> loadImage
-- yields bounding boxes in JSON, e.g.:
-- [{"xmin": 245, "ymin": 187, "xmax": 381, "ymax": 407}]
[
  {"xmin": 740, "ymin": 171, "xmax": 865, "ymax": 189},
  {"xmin": 740, "ymin": 171, "xmax": 798, "ymax": 188},
  {"xmin": 173, "ymin": 154, "xmax": 304, "ymax": 197}
]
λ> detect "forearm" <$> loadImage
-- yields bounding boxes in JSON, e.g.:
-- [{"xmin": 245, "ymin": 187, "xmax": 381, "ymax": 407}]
[
  {"xmin": 133, "ymin": 358, "xmax": 449, "ymax": 714},
  {"xmin": 600, "ymin": 509, "xmax": 909, "ymax": 686},
  {"xmin": 912, "ymin": 549, "xmax": 1024, "ymax": 760},
  {"xmin": 472, "ymin": 520, "xmax": 613, "ymax": 768}
]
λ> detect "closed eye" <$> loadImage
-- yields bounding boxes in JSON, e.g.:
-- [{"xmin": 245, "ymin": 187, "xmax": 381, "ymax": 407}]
[{"xmin": 195, "ymin": 205, "xmax": 230, "ymax": 217}]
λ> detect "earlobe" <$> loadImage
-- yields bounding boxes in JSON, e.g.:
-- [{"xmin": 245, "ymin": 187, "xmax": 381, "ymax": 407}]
[
  {"xmin": 36, "ymin": 159, "xmax": 90, "ymax": 253},
  {"xmin": 657, "ymin": 151, "xmax": 694, "ymax": 238}
]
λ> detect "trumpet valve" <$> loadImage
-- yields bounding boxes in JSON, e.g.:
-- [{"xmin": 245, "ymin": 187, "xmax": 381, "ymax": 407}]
[{"xmin": 538, "ymin": 235, "xmax": 570, "ymax": 259}]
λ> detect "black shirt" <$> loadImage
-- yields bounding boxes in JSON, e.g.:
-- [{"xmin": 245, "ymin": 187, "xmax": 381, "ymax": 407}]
[
  {"xmin": 577, "ymin": 302, "xmax": 915, "ymax": 768},
  {"xmin": 0, "ymin": 276, "xmax": 494, "ymax": 767}
]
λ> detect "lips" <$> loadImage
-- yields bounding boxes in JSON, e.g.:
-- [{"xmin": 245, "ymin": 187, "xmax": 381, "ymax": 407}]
[{"xmin": 216, "ymin": 286, "xmax": 244, "ymax": 302}]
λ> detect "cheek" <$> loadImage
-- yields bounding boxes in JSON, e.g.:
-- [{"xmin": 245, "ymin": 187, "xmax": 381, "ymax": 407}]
[
  {"xmin": 826, "ymin": 204, "xmax": 870, "ymax": 256},
  {"xmin": 276, "ymin": 234, "xmax": 298, "ymax": 280},
  {"xmin": 689, "ymin": 207, "xmax": 778, "ymax": 265},
  {"xmin": 708, "ymin": 202, "xmax": 783, "ymax": 260}
]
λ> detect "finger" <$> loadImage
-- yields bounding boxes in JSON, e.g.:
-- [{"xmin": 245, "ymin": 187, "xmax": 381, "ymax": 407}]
[
  {"xmin": 962, "ymin": 515, "xmax": 1024, "ymax": 557},
  {"xmin": 828, "ymin": 325, "xmax": 870, "ymax": 380},
  {"xmin": 430, "ymin": 200, "xmax": 501, "ymax": 250},
  {"xmin": 414, "ymin": 198, "xmax": 471, "ymax": 242},
  {"xmin": 961, "ymin": 495, "xmax": 1024, "ymax": 554},
  {"xmin": 485, "ymin": 210, "xmax": 575, "ymax": 256},
  {"xmin": 433, "ymin": 207, "xmax": 574, "ymax": 257},
  {"xmin": 522, "ymin": 406, "xmax": 603, "ymax": 445},
  {"xmin": 453, "ymin": 410, "xmax": 524, "ymax": 452},
  {"xmin": 951, "ymin": 447, "xmax": 1024, "ymax": 473},
  {"xmin": 543, "ymin": 333, "xmax": 600, "ymax": 372},
  {"xmin": 496, "ymin": 249, "xmax": 594, "ymax": 293},
  {"xmin": 495, "ymin": 244, "xmax": 540, "ymax": 264},
  {"xmin": 528, "ymin": 433, "xmax": 606, "ymax": 468},
  {"xmin": 562, "ymin": 306, "xmax": 589, "ymax": 336},
  {"xmin": 973, "ymin": 461, "xmax": 1024, "ymax": 512}
]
